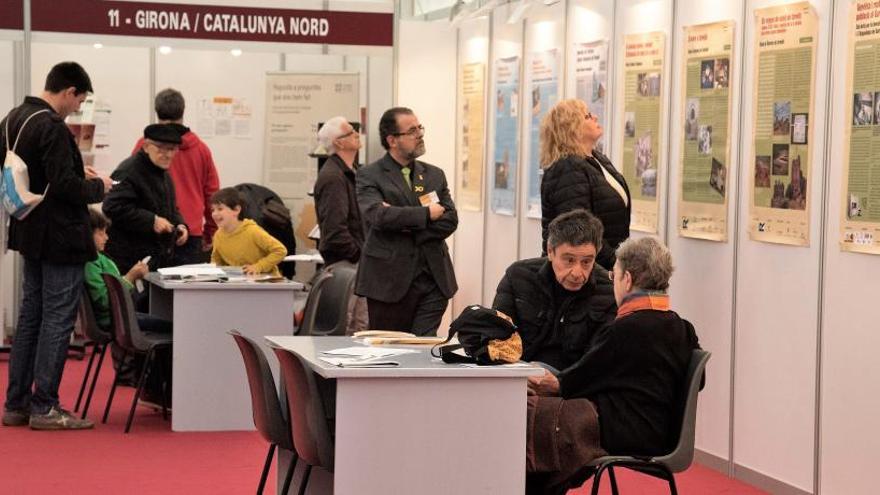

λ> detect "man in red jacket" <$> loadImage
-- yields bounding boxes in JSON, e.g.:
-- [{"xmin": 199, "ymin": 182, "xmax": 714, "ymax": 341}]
[{"xmin": 132, "ymin": 88, "xmax": 219, "ymax": 265}]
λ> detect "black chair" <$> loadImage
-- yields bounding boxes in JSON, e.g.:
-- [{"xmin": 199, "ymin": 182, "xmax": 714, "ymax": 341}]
[
  {"xmin": 73, "ymin": 292, "xmax": 114, "ymax": 420},
  {"xmin": 229, "ymin": 331, "xmax": 299, "ymax": 494},
  {"xmin": 271, "ymin": 345, "xmax": 335, "ymax": 495},
  {"xmin": 101, "ymin": 274, "xmax": 173, "ymax": 433},
  {"xmin": 585, "ymin": 349, "xmax": 711, "ymax": 495},
  {"xmin": 296, "ymin": 269, "xmax": 331, "ymax": 335},
  {"xmin": 299, "ymin": 263, "xmax": 357, "ymax": 336}
]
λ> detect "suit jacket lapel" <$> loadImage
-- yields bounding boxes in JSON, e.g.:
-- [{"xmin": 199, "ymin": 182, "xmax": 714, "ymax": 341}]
[
  {"xmin": 381, "ymin": 154, "xmax": 419, "ymax": 206},
  {"xmin": 411, "ymin": 162, "xmax": 428, "ymax": 197}
]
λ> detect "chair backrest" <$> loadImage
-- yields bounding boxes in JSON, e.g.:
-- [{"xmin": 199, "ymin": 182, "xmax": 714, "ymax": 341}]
[
  {"xmin": 309, "ymin": 263, "xmax": 357, "ymax": 336},
  {"xmin": 101, "ymin": 274, "xmax": 149, "ymax": 353},
  {"xmin": 656, "ymin": 349, "xmax": 711, "ymax": 472},
  {"xmin": 271, "ymin": 345, "xmax": 334, "ymax": 471},
  {"xmin": 229, "ymin": 331, "xmax": 292, "ymax": 450},
  {"xmin": 78, "ymin": 290, "xmax": 112, "ymax": 344},
  {"xmin": 298, "ymin": 269, "xmax": 334, "ymax": 336}
]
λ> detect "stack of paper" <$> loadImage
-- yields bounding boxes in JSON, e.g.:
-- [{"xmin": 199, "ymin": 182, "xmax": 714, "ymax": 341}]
[{"xmin": 319, "ymin": 346, "xmax": 417, "ymax": 367}]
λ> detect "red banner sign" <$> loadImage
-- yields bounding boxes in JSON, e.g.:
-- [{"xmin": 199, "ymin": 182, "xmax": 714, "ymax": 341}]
[
  {"xmin": 31, "ymin": 0, "xmax": 393, "ymax": 47},
  {"xmin": 0, "ymin": 0, "xmax": 24, "ymax": 30}
]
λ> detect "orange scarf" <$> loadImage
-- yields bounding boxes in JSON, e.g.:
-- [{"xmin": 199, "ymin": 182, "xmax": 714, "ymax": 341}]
[{"xmin": 616, "ymin": 292, "xmax": 670, "ymax": 320}]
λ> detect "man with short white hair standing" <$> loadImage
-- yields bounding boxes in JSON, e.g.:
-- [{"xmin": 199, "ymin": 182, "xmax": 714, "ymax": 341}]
[{"xmin": 313, "ymin": 116, "xmax": 367, "ymax": 333}]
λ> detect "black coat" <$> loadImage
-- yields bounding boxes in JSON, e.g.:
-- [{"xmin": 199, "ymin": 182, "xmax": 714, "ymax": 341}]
[
  {"xmin": 313, "ymin": 154, "xmax": 364, "ymax": 265},
  {"xmin": 559, "ymin": 310, "xmax": 701, "ymax": 456},
  {"xmin": 355, "ymin": 153, "xmax": 458, "ymax": 303},
  {"xmin": 102, "ymin": 151, "xmax": 185, "ymax": 273},
  {"xmin": 541, "ymin": 151, "xmax": 631, "ymax": 270},
  {"xmin": 492, "ymin": 258, "xmax": 616, "ymax": 371},
  {"xmin": 2, "ymin": 97, "xmax": 105, "ymax": 263}
]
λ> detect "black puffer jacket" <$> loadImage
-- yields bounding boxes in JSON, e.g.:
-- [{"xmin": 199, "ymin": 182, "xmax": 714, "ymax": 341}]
[
  {"xmin": 541, "ymin": 151, "xmax": 631, "ymax": 270},
  {"xmin": 103, "ymin": 151, "xmax": 185, "ymax": 273},
  {"xmin": 492, "ymin": 258, "xmax": 616, "ymax": 371},
  {"xmin": 2, "ymin": 97, "xmax": 105, "ymax": 263}
]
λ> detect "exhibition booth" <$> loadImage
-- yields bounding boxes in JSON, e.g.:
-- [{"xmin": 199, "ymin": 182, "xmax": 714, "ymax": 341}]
[{"xmin": 3, "ymin": 0, "xmax": 880, "ymax": 494}]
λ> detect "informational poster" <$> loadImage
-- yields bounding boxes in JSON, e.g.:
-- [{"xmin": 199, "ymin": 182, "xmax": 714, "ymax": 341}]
[
  {"xmin": 622, "ymin": 32, "xmax": 666, "ymax": 233},
  {"xmin": 840, "ymin": 0, "xmax": 880, "ymax": 254},
  {"xmin": 263, "ymin": 73, "xmax": 359, "ymax": 200},
  {"xmin": 458, "ymin": 63, "xmax": 486, "ymax": 212},
  {"xmin": 748, "ymin": 3, "xmax": 817, "ymax": 246},
  {"xmin": 678, "ymin": 21, "xmax": 735, "ymax": 242},
  {"xmin": 573, "ymin": 40, "xmax": 609, "ymax": 154},
  {"xmin": 491, "ymin": 56, "xmax": 520, "ymax": 216},
  {"xmin": 526, "ymin": 49, "xmax": 559, "ymax": 219}
]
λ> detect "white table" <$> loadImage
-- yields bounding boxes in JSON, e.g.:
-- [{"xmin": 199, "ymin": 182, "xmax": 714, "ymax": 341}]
[
  {"xmin": 266, "ymin": 336, "xmax": 544, "ymax": 495},
  {"xmin": 146, "ymin": 273, "xmax": 305, "ymax": 431}
]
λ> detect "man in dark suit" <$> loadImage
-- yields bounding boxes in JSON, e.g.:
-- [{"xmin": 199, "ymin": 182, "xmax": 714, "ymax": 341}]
[{"xmin": 355, "ymin": 107, "xmax": 458, "ymax": 335}]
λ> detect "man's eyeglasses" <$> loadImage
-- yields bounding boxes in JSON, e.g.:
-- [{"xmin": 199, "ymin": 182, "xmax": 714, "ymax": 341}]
[
  {"xmin": 393, "ymin": 125, "xmax": 425, "ymax": 137},
  {"xmin": 338, "ymin": 130, "xmax": 357, "ymax": 139},
  {"xmin": 585, "ymin": 112, "xmax": 597, "ymax": 121}
]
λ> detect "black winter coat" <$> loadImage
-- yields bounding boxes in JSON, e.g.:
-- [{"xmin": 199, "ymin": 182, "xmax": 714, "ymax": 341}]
[
  {"xmin": 559, "ymin": 310, "xmax": 701, "ymax": 456},
  {"xmin": 103, "ymin": 151, "xmax": 185, "ymax": 273},
  {"xmin": 2, "ymin": 97, "xmax": 105, "ymax": 263},
  {"xmin": 314, "ymin": 154, "xmax": 364, "ymax": 265},
  {"xmin": 492, "ymin": 258, "xmax": 616, "ymax": 371},
  {"xmin": 541, "ymin": 151, "xmax": 631, "ymax": 270}
]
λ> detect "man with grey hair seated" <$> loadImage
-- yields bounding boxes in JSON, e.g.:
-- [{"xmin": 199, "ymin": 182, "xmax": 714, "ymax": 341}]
[
  {"xmin": 525, "ymin": 236, "xmax": 702, "ymax": 494},
  {"xmin": 313, "ymin": 116, "xmax": 367, "ymax": 333}
]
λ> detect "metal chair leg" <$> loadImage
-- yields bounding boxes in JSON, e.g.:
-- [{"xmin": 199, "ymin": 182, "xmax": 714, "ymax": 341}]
[
  {"xmin": 102, "ymin": 374, "xmax": 120, "ymax": 423},
  {"xmin": 297, "ymin": 464, "xmax": 312, "ymax": 495},
  {"xmin": 280, "ymin": 458, "xmax": 298, "ymax": 495},
  {"xmin": 82, "ymin": 343, "xmax": 107, "ymax": 419},
  {"xmin": 257, "ymin": 444, "xmax": 276, "ymax": 494},
  {"xmin": 124, "ymin": 348, "xmax": 154, "ymax": 433},
  {"xmin": 608, "ymin": 465, "xmax": 619, "ymax": 495},
  {"xmin": 74, "ymin": 344, "xmax": 99, "ymax": 411},
  {"xmin": 590, "ymin": 464, "xmax": 606, "ymax": 495}
]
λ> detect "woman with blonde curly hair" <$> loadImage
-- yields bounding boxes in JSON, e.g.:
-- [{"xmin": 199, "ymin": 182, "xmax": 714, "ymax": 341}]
[{"xmin": 540, "ymin": 99, "xmax": 630, "ymax": 269}]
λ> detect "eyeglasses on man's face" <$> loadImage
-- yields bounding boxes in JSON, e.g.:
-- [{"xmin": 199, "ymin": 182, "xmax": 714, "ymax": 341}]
[
  {"xmin": 585, "ymin": 112, "xmax": 597, "ymax": 121},
  {"xmin": 338, "ymin": 129, "xmax": 357, "ymax": 139},
  {"xmin": 393, "ymin": 125, "xmax": 425, "ymax": 137}
]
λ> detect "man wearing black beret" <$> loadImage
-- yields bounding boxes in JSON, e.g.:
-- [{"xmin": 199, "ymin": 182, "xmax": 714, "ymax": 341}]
[{"xmin": 102, "ymin": 123, "xmax": 189, "ymax": 274}]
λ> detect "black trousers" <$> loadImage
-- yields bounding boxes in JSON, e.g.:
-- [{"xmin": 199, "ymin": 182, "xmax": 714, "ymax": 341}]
[{"xmin": 367, "ymin": 272, "xmax": 448, "ymax": 336}]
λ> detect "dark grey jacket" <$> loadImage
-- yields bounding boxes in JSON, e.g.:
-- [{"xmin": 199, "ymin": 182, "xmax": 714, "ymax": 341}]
[
  {"xmin": 314, "ymin": 154, "xmax": 364, "ymax": 265},
  {"xmin": 354, "ymin": 153, "xmax": 457, "ymax": 302}
]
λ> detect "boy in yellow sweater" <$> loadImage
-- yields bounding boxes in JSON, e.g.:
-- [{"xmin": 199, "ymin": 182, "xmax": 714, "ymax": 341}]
[{"xmin": 210, "ymin": 188, "xmax": 287, "ymax": 276}]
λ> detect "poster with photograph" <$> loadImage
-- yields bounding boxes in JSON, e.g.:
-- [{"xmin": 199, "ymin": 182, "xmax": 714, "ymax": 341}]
[
  {"xmin": 748, "ymin": 3, "xmax": 817, "ymax": 246},
  {"xmin": 622, "ymin": 32, "xmax": 666, "ymax": 233},
  {"xmin": 678, "ymin": 21, "xmax": 734, "ymax": 242},
  {"xmin": 573, "ymin": 40, "xmax": 609, "ymax": 154},
  {"xmin": 491, "ymin": 56, "xmax": 520, "ymax": 216},
  {"xmin": 526, "ymin": 49, "xmax": 559, "ymax": 219},
  {"xmin": 458, "ymin": 63, "xmax": 486, "ymax": 212},
  {"xmin": 840, "ymin": 0, "xmax": 880, "ymax": 254}
]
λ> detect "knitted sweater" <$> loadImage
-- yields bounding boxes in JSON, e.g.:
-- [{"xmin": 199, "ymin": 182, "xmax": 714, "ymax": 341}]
[{"xmin": 211, "ymin": 219, "xmax": 287, "ymax": 276}]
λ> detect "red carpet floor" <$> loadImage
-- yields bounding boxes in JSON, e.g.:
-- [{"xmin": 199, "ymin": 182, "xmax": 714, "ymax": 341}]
[{"xmin": 1, "ymin": 351, "xmax": 767, "ymax": 494}]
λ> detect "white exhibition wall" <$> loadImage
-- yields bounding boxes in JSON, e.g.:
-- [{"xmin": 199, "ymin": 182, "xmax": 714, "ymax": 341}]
[
  {"xmin": 0, "ymin": 38, "xmax": 18, "ymax": 339},
  {"xmin": 398, "ymin": 0, "xmax": 880, "ymax": 494}
]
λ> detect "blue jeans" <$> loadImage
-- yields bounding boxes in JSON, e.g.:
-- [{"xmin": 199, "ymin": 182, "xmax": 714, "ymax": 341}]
[{"xmin": 5, "ymin": 258, "xmax": 85, "ymax": 415}]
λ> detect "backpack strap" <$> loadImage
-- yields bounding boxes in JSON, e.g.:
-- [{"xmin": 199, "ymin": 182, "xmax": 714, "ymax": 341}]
[{"xmin": 7, "ymin": 109, "xmax": 51, "ymax": 153}]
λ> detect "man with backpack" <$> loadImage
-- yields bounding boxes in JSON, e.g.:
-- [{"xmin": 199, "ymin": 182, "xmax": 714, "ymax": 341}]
[{"xmin": 1, "ymin": 62, "xmax": 112, "ymax": 430}]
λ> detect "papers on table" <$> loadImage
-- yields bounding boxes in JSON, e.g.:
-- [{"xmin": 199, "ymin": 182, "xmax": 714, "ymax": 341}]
[
  {"xmin": 319, "ymin": 346, "xmax": 418, "ymax": 368},
  {"xmin": 158, "ymin": 264, "xmax": 226, "ymax": 279},
  {"xmin": 283, "ymin": 253, "xmax": 324, "ymax": 263}
]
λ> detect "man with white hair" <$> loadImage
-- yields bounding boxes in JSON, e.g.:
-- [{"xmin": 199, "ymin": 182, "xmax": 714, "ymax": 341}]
[{"xmin": 313, "ymin": 116, "xmax": 367, "ymax": 333}]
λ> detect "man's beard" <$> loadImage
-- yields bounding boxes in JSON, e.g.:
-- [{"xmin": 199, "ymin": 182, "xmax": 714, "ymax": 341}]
[{"xmin": 405, "ymin": 140, "xmax": 426, "ymax": 160}]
